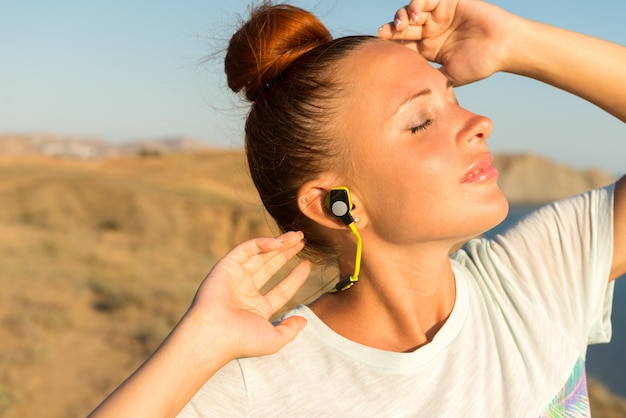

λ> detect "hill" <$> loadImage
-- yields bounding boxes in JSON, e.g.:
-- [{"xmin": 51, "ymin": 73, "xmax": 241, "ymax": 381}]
[
  {"xmin": 0, "ymin": 150, "xmax": 622, "ymax": 417},
  {"xmin": 494, "ymin": 153, "xmax": 615, "ymax": 203},
  {"xmin": 0, "ymin": 151, "xmax": 335, "ymax": 418}
]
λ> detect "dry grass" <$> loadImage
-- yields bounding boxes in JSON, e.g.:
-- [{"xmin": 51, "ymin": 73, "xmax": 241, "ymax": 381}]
[
  {"xmin": 0, "ymin": 152, "xmax": 328, "ymax": 417},
  {"xmin": 0, "ymin": 152, "xmax": 622, "ymax": 417}
]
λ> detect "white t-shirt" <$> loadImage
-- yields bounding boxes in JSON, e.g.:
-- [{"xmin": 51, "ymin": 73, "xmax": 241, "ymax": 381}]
[{"xmin": 179, "ymin": 186, "xmax": 615, "ymax": 418}]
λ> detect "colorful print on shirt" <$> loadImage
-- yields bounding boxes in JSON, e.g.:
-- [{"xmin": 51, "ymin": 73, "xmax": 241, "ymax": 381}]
[{"xmin": 540, "ymin": 357, "xmax": 589, "ymax": 417}]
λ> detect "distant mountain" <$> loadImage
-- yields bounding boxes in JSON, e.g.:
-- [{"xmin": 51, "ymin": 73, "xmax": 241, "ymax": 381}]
[
  {"xmin": 494, "ymin": 153, "xmax": 615, "ymax": 203},
  {"xmin": 0, "ymin": 133, "xmax": 114, "ymax": 158},
  {"xmin": 0, "ymin": 133, "xmax": 617, "ymax": 204},
  {"xmin": 118, "ymin": 136, "xmax": 214, "ymax": 155},
  {"xmin": 0, "ymin": 133, "xmax": 212, "ymax": 159}
]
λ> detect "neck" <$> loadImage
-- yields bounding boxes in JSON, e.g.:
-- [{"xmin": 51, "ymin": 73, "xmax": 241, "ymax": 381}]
[{"xmin": 310, "ymin": 242, "xmax": 457, "ymax": 352}]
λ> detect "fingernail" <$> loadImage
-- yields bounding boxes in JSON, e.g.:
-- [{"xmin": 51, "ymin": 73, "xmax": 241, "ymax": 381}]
[
  {"xmin": 276, "ymin": 238, "xmax": 284, "ymax": 245},
  {"xmin": 394, "ymin": 17, "xmax": 402, "ymax": 29},
  {"xmin": 410, "ymin": 12, "xmax": 419, "ymax": 23}
]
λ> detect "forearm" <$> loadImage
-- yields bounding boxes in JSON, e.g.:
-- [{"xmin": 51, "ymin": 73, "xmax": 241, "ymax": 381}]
[
  {"xmin": 611, "ymin": 175, "xmax": 626, "ymax": 281},
  {"xmin": 505, "ymin": 19, "xmax": 626, "ymax": 280},
  {"xmin": 88, "ymin": 232, "xmax": 309, "ymax": 417},
  {"xmin": 505, "ymin": 17, "xmax": 626, "ymax": 122},
  {"xmin": 88, "ymin": 313, "xmax": 229, "ymax": 418}
]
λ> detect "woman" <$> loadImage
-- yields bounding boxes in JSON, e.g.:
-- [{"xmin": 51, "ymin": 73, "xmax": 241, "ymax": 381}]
[{"xmin": 90, "ymin": 0, "xmax": 626, "ymax": 416}]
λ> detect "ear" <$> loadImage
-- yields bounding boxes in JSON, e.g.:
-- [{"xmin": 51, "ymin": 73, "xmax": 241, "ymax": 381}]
[{"xmin": 297, "ymin": 180, "xmax": 368, "ymax": 230}]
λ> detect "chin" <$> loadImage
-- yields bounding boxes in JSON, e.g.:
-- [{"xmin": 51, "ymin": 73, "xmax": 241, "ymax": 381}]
[
  {"xmin": 461, "ymin": 193, "xmax": 510, "ymax": 240},
  {"xmin": 478, "ymin": 195, "xmax": 510, "ymax": 234}
]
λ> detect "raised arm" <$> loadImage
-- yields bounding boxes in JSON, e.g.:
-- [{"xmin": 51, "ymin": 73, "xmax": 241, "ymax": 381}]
[
  {"xmin": 504, "ymin": 18, "xmax": 626, "ymax": 123},
  {"xmin": 88, "ymin": 231, "xmax": 309, "ymax": 417},
  {"xmin": 379, "ymin": 0, "xmax": 626, "ymax": 122},
  {"xmin": 379, "ymin": 0, "xmax": 626, "ymax": 280},
  {"xmin": 501, "ymin": 13, "xmax": 626, "ymax": 280}
]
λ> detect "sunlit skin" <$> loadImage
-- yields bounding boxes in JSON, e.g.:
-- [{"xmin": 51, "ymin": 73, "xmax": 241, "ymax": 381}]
[
  {"xmin": 87, "ymin": 1, "xmax": 626, "ymax": 414},
  {"xmin": 308, "ymin": 40, "xmax": 509, "ymax": 352},
  {"xmin": 341, "ymin": 40, "xmax": 508, "ymax": 244}
]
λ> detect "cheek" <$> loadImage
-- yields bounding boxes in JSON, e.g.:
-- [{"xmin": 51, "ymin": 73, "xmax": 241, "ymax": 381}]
[
  {"xmin": 391, "ymin": 142, "xmax": 456, "ymax": 196},
  {"xmin": 360, "ymin": 149, "xmax": 455, "ymax": 220}
]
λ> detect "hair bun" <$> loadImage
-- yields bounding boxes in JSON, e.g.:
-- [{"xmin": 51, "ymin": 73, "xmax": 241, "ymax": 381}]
[{"xmin": 225, "ymin": 3, "xmax": 332, "ymax": 102}]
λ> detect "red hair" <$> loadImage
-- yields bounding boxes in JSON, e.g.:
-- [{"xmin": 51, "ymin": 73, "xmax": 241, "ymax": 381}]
[
  {"xmin": 225, "ymin": 3, "xmax": 374, "ymax": 263},
  {"xmin": 225, "ymin": 3, "xmax": 331, "ymax": 102}
]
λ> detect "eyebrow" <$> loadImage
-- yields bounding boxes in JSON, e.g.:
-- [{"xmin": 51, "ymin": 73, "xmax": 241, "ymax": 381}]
[{"xmin": 394, "ymin": 79, "xmax": 455, "ymax": 116}]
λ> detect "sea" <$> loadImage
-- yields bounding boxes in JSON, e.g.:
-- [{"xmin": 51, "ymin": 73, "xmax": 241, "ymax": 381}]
[{"xmin": 484, "ymin": 204, "xmax": 626, "ymax": 397}]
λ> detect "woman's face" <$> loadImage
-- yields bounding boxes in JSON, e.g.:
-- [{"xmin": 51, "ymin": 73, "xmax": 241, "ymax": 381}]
[{"xmin": 334, "ymin": 40, "xmax": 508, "ymax": 245}]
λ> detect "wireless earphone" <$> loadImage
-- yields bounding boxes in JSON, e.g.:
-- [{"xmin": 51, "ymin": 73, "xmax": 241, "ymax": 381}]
[
  {"xmin": 325, "ymin": 188, "xmax": 355, "ymax": 225},
  {"xmin": 325, "ymin": 187, "xmax": 362, "ymax": 292}
]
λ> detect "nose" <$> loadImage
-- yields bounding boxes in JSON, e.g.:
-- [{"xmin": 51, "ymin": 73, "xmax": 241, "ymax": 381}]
[{"xmin": 457, "ymin": 111, "xmax": 493, "ymax": 145}]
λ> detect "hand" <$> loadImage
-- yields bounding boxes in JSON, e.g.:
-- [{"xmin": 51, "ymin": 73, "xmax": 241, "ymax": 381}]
[
  {"xmin": 378, "ymin": 0, "xmax": 519, "ymax": 86},
  {"xmin": 87, "ymin": 232, "xmax": 310, "ymax": 418},
  {"xmin": 184, "ymin": 231, "xmax": 310, "ymax": 362}
]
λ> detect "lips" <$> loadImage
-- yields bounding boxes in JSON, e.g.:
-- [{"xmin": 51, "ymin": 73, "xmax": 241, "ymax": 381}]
[{"xmin": 461, "ymin": 154, "xmax": 499, "ymax": 183}]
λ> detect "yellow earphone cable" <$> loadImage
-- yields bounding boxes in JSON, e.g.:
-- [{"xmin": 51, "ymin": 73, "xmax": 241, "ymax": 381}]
[
  {"xmin": 329, "ymin": 221, "xmax": 362, "ymax": 292},
  {"xmin": 349, "ymin": 222, "xmax": 362, "ymax": 281}
]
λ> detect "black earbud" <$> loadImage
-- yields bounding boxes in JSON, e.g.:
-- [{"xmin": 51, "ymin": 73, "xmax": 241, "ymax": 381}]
[{"xmin": 325, "ymin": 187, "xmax": 355, "ymax": 225}]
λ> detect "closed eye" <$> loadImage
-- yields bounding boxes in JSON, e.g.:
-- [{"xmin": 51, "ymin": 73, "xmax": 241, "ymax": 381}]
[{"xmin": 410, "ymin": 119, "xmax": 433, "ymax": 134}]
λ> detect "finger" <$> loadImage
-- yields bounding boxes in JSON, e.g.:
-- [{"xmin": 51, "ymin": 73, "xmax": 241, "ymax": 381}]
[
  {"xmin": 378, "ymin": 11, "xmax": 431, "ymax": 41},
  {"xmin": 378, "ymin": 24, "xmax": 425, "ymax": 43},
  {"xmin": 407, "ymin": 0, "xmax": 427, "ymax": 24},
  {"xmin": 393, "ymin": 7, "xmax": 410, "ymax": 31},
  {"xmin": 264, "ymin": 261, "xmax": 311, "ymax": 314},
  {"xmin": 377, "ymin": 22, "xmax": 396, "ymax": 39},
  {"xmin": 214, "ymin": 232, "xmax": 304, "ymax": 291},
  {"xmin": 249, "ymin": 239, "xmax": 306, "ymax": 290},
  {"xmin": 398, "ymin": 0, "xmax": 435, "ymax": 30},
  {"xmin": 252, "ymin": 231, "xmax": 304, "ymax": 257},
  {"xmin": 223, "ymin": 238, "xmax": 281, "ymax": 267},
  {"xmin": 226, "ymin": 231, "xmax": 304, "ymax": 266},
  {"xmin": 253, "ymin": 231, "xmax": 305, "ymax": 261}
]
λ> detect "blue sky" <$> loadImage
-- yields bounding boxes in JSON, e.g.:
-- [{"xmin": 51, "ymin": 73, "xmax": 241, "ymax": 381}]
[{"xmin": 1, "ymin": 0, "xmax": 625, "ymax": 175}]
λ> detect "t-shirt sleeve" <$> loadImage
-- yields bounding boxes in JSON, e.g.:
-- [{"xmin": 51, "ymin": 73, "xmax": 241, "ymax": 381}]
[
  {"xmin": 177, "ymin": 360, "xmax": 247, "ymax": 417},
  {"xmin": 457, "ymin": 185, "xmax": 616, "ymax": 352}
]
